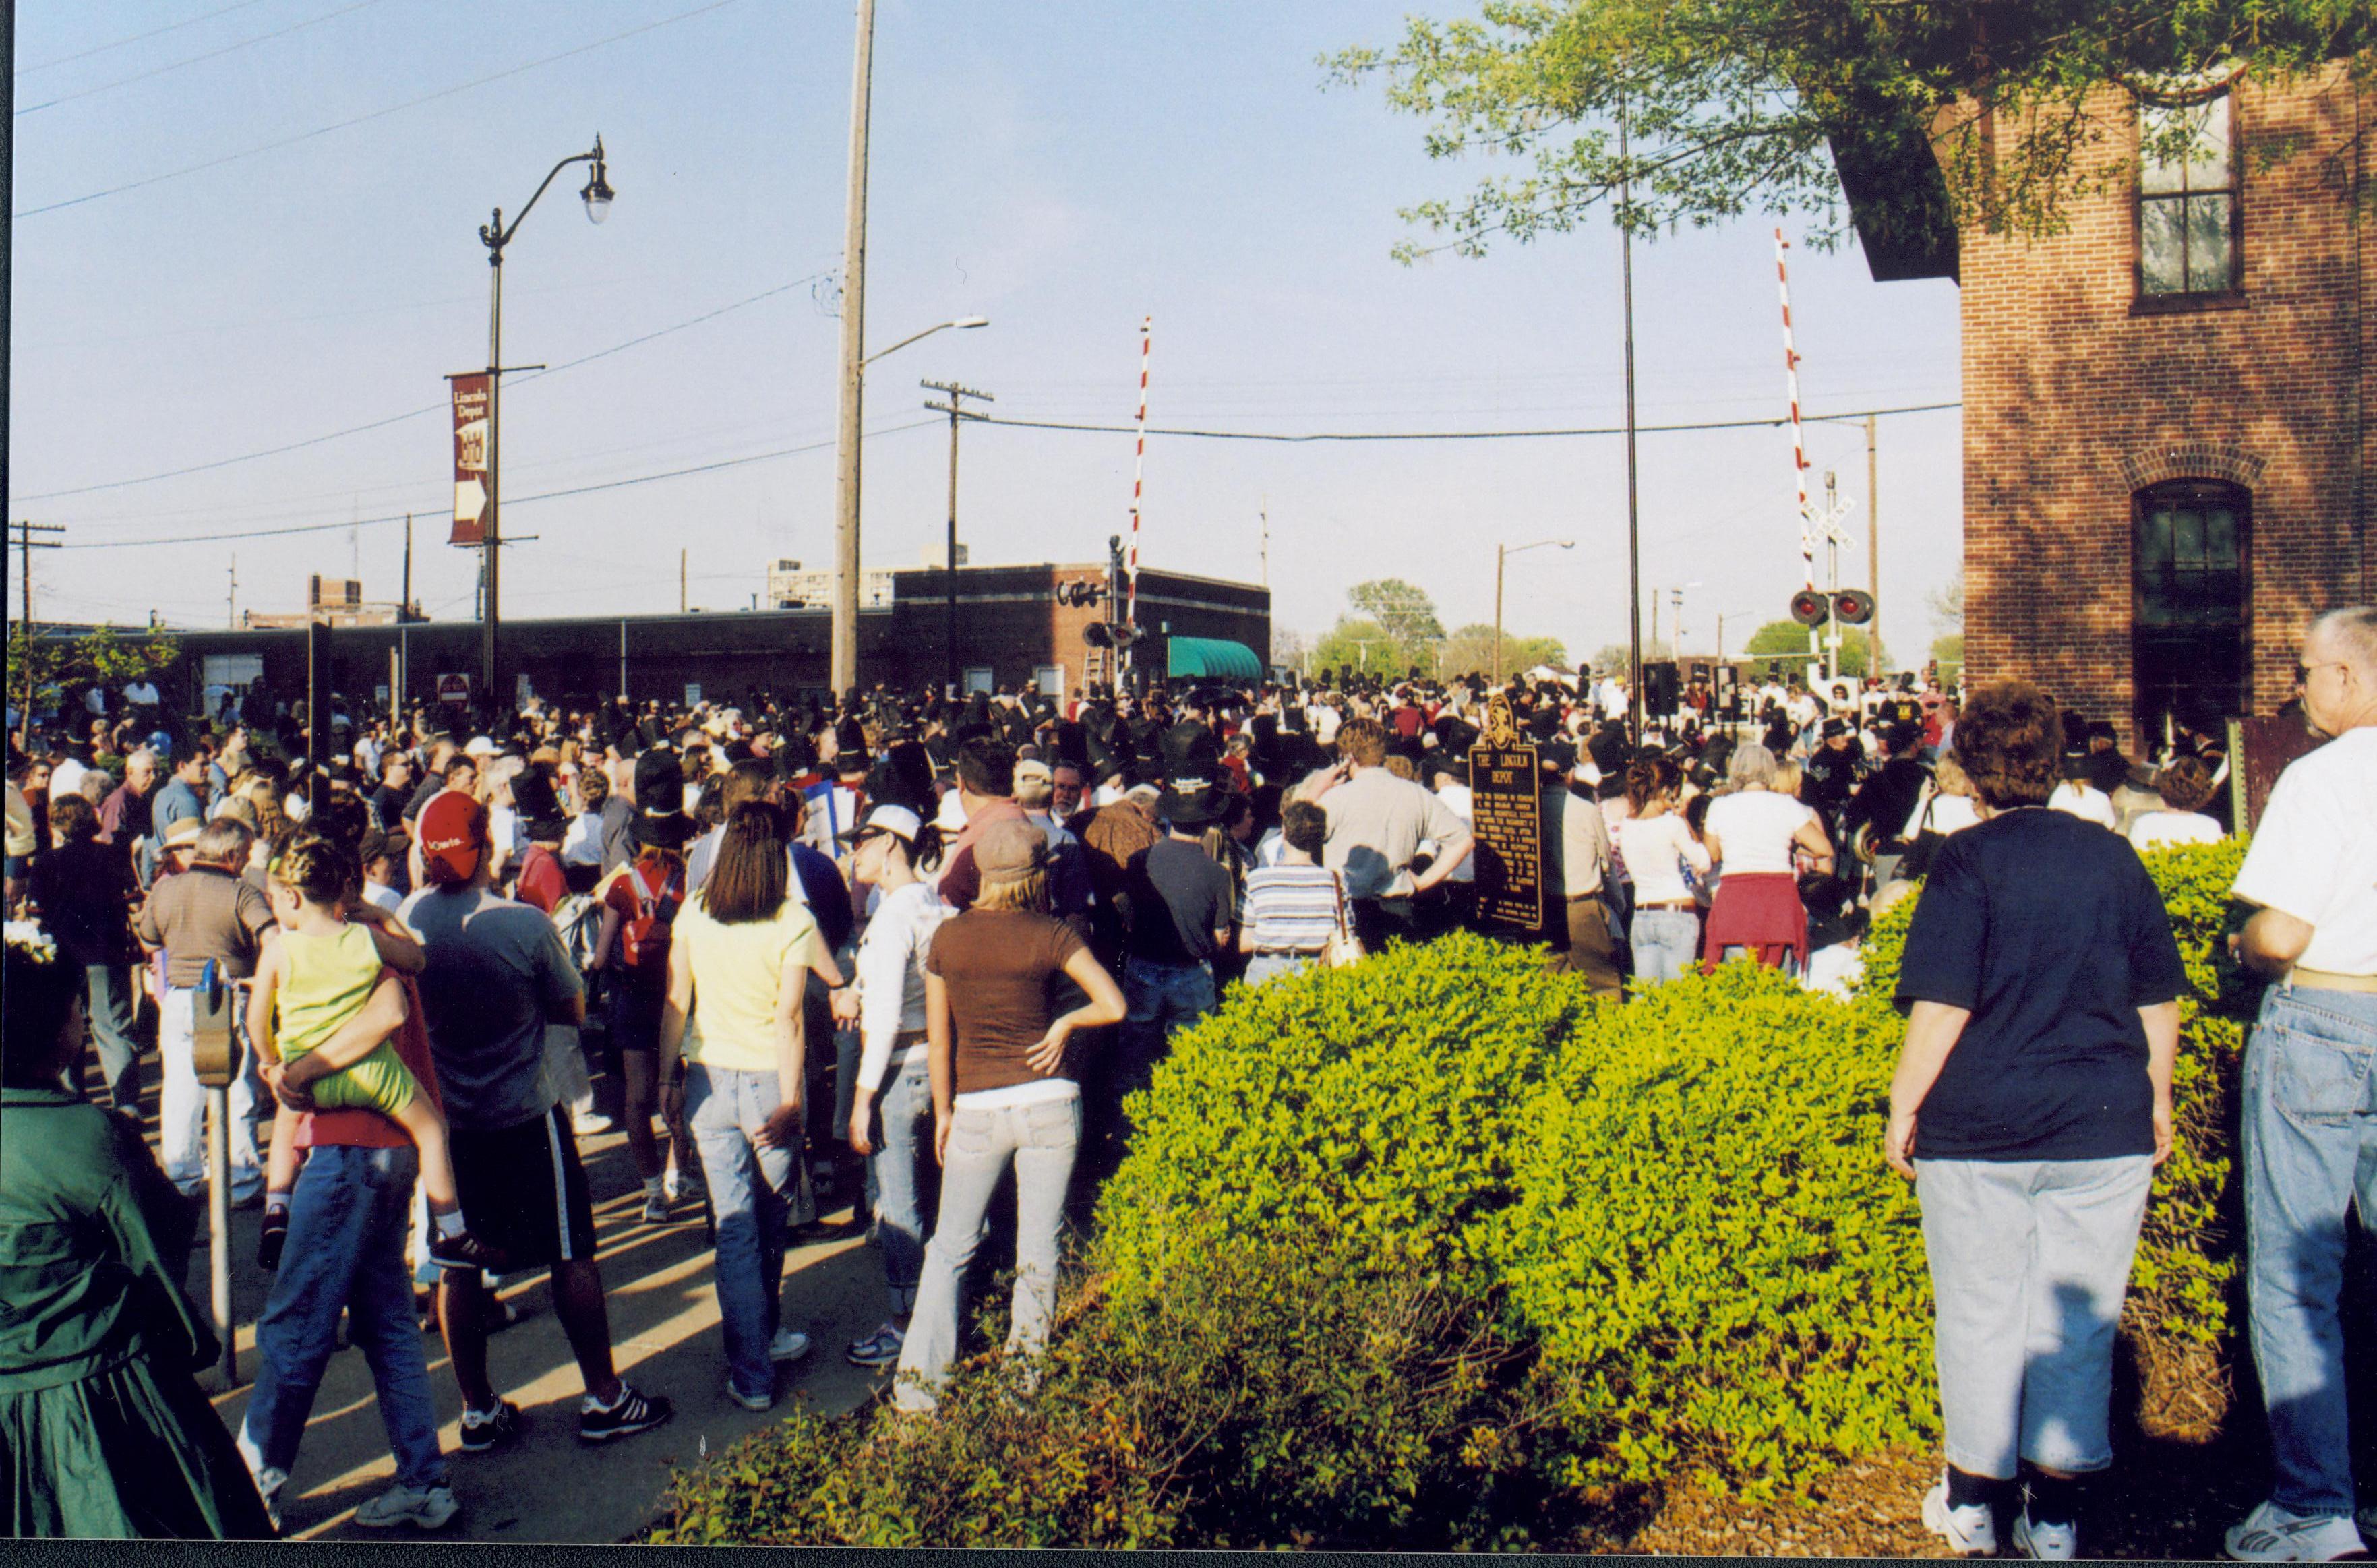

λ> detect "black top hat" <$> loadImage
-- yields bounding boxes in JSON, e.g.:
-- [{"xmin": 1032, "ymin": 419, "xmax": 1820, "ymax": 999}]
[{"xmin": 1159, "ymin": 781, "xmax": 1224, "ymax": 828}]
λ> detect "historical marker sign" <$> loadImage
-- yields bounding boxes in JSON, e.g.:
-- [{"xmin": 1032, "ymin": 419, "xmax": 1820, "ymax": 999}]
[{"xmin": 1468, "ymin": 694, "xmax": 1546, "ymax": 932}]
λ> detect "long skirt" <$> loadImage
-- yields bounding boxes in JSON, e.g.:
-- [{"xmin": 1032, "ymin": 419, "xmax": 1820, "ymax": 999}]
[{"xmin": 3, "ymin": 1350, "xmax": 276, "ymax": 1538}]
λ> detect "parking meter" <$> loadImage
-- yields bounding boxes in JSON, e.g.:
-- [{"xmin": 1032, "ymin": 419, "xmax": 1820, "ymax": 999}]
[{"xmin": 191, "ymin": 960, "xmax": 236, "ymax": 1088}]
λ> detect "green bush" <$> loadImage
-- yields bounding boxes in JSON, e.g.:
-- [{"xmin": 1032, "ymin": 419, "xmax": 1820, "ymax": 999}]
[
  {"xmin": 1856, "ymin": 837, "xmax": 2253, "ymax": 1436},
  {"xmin": 1494, "ymin": 961, "xmax": 1932, "ymax": 1503}
]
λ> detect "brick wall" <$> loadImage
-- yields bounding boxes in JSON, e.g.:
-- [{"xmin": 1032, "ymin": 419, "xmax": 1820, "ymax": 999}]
[{"xmin": 1958, "ymin": 68, "xmax": 2372, "ymax": 747}]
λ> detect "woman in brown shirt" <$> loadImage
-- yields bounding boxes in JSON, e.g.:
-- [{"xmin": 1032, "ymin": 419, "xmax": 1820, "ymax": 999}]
[{"xmin": 890, "ymin": 818, "xmax": 1123, "ymax": 1412}]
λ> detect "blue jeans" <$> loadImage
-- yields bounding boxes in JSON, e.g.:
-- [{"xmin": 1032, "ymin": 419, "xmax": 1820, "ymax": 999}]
[
  {"xmin": 1915, "ymin": 1155, "xmax": 2153, "ymax": 1478},
  {"xmin": 2241, "ymin": 982, "xmax": 2377, "ymax": 1518},
  {"xmin": 1244, "ymin": 952, "xmax": 1315, "ymax": 986},
  {"xmin": 1628, "ymin": 908, "xmax": 1701, "ymax": 986},
  {"xmin": 893, "ymin": 1095, "xmax": 1080, "ymax": 1412},
  {"xmin": 685, "ymin": 1064, "xmax": 797, "ymax": 1402},
  {"xmin": 82, "ymin": 963, "xmax": 142, "ymax": 1114},
  {"xmin": 868, "ymin": 1054, "xmax": 935, "ymax": 1318},
  {"xmin": 239, "ymin": 1145, "xmax": 447, "ymax": 1495},
  {"xmin": 1122, "ymin": 958, "xmax": 1215, "ymax": 1085}
]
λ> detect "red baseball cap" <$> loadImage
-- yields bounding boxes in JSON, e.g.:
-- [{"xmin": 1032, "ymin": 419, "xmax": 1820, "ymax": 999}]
[{"xmin": 417, "ymin": 791, "xmax": 487, "ymax": 886}]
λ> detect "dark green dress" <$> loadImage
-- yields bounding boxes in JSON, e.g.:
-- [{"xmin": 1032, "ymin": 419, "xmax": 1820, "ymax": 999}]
[{"xmin": 1, "ymin": 1087, "xmax": 276, "ymax": 1538}]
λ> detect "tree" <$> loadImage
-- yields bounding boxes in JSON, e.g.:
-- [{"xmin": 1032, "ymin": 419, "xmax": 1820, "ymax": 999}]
[
  {"xmin": 9, "ymin": 624, "xmax": 179, "ymax": 735},
  {"xmin": 1931, "ymin": 633, "xmax": 1965, "ymax": 683},
  {"xmin": 1346, "ymin": 579, "xmax": 1446, "ymax": 650},
  {"xmin": 1326, "ymin": 3, "xmax": 2366, "ymax": 262},
  {"xmin": 1590, "ymin": 638, "xmax": 1673, "ymax": 677},
  {"xmin": 1312, "ymin": 617, "xmax": 1407, "ymax": 680},
  {"xmin": 1740, "ymin": 618, "xmax": 1881, "ymax": 677},
  {"xmin": 1927, "ymin": 570, "xmax": 1965, "ymax": 634},
  {"xmin": 1441, "ymin": 623, "xmax": 1570, "ymax": 682}
]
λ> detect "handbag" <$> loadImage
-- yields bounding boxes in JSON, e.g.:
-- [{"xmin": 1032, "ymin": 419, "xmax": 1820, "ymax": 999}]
[{"xmin": 1323, "ymin": 870, "xmax": 1367, "ymax": 969}]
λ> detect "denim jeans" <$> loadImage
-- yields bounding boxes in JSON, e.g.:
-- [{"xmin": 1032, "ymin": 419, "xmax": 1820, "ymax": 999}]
[
  {"xmin": 82, "ymin": 963, "xmax": 142, "ymax": 1114},
  {"xmin": 685, "ymin": 1063, "xmax": 797, "ymax": 1402},
  {"xmin": 1121, "ymin": 958, "xmax": 1215, "ymax": 1093},
  {"xmin": 158, "ymin": 984, "xmax": 264, "ymax": 1199},
  {"xmin": 239, "ymin": 1145, "xmax": 447, "ymax": 1495},
  {"xmin": 868, "ymin": 1054, "xmax": 935, "ymax": 1318},
  {"xmin": 893, "ymin": 1094, "xmax": 1080, "ymax": 1412},
  {"xmin": 2240, "ymin": 982, "xmax": 2377, "ymax": 1518},
  {"xmin": 1628, "ymin": 908, "xmax": 1702, "ymax": 987},
  {"xmin": 1915, "ymin": 1155, "xmax": 2153, "ymax": 1478},
  {"xmin": 1244, "ymin": 952, "xmax": 1315, "ymax": 986}
]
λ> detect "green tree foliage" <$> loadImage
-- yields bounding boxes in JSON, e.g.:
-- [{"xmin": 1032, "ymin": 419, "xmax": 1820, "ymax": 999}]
[
  {"xmin": 1325, "ymin": 1, "xmax": 2370, "ymax": 262},
  {"xmin": 1441, "ymin": 623, "xmax": 1571, "ymax": 681},
  {"xmin": 1741, "ymin": 619, "xmax": 1879, "ymax": 677},
  {"xmin": 1312, "ymin": 616, "xmax": 1413, "ymax": 679},
  {"xmin": 1346, "ymin": 578, "xmax": 1447, "ymax": 647},
  {"xmin": 1930, "ymin": 633, "xmax": 1964, "ymax": 682},
  {"xmin": 7, "ymin": 624, "xmax": 179, "ymax": 720}
]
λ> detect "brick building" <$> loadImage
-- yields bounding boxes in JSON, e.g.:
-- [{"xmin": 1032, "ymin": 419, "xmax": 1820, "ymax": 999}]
[
  {"xmin": 152, "ymin": 560, "xmax": 1269, "ymax": 717},
  {"xmin": 1851, "ymin": 63, "xmax": 2373, "ymax": 745}
]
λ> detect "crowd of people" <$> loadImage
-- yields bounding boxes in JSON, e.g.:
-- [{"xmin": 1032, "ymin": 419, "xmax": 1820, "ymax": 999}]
[{"xmin": 1, "ymin": 615, "xmax": 2367, "ymax": 1555}]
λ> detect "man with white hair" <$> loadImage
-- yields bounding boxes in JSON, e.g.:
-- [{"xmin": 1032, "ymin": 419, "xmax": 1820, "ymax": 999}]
[{"xmin": 2223, "ymin": 605, "xmax": 2377, "ymax": 1563}]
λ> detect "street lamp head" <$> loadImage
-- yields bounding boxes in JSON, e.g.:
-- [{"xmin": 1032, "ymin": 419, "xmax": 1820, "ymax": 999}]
[
  {"xmin": 953, "ymin": 315, "xmax": 990, "ymax": 330},
  {"xmin": 1557, "ymin": 540, "xmax": 1577, "ymax": 549},
  {"xmin": 580, "ymin": 135, "xmax": 614, "ymax": 224}
]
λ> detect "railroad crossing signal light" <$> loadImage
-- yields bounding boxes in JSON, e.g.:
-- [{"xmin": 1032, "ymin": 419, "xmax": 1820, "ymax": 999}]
[
  {"xmin": 1831, "ymin": 589, "xmax": 1875, "ymax": 626},
  {"xmin": 1084, "ymin": 622, "xmax": 1141, "ymax": 650},
  {"xmin": 1789, "ymin": 589, "xmax": 1830, "ymax": 628}
]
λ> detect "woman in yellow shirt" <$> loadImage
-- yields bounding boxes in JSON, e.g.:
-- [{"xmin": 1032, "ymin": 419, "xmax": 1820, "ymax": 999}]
[{"xmin": 656, "ymin": 802, "xmax": 843, "ymax": 1412}]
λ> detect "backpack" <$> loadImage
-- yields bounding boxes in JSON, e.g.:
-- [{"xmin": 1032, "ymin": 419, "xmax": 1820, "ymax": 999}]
[
  {"xmin": 550, "ymin": 892, "xmax": 605, "ymax": 974},
  {"xmin": 619, "ymin": 860, "xmax": 684, "ymax": 973}
]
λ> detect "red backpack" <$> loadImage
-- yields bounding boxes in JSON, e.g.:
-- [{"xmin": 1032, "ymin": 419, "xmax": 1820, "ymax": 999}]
[{"xmin": 618, "ymin": 859, "xmax": 684, "ymax": 974}]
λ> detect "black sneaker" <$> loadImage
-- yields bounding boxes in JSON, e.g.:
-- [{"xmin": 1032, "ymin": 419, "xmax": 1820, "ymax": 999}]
[
  {"xmin": 257, "ymin": 1210, "xmax": 289, "ymax": 1271},
  {"xmin": 457, "ymin": 1399, "xmax": 521, "ymax": 1453},
  {"xmin": 578, "ymin": 1383, "xmax": 673, "ymax": 1444},
  {"xmin": 427, "ymin": 1226, "xmax": 507, "ymax": 1273}
]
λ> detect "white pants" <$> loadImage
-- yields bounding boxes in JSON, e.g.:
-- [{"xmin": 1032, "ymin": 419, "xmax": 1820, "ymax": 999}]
[{"xmin": 158, "ymin": 986, "xmax": 266, "ymax": 1197}]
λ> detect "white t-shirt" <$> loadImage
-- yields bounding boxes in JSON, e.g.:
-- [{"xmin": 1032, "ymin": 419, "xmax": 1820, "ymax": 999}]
[
  {"xmin": 1924, "ymin": 794, "xmax": 1982, "ymax": 838},
  {"xmin": 1429, "ymin": 781, "xmax": 1476, "ymax": 884},
  {"xmin": 1615, "ymin": 812, "xmax": 1710, "ymax": 905},
  {"xmin": 2047, "ymin": 782, "xmax": 2117, "ymax": 828},
  {"xmin": 1704, "ymin": 789, "xmax": 1814, "ymax": 874},
  {"xmin": 2128, "ymin": 811, "xmax": 2225, "ymax": 852},
  {"xmin": 2232, "ymin": 729, "xmax": 2377, "ymax": 975},
  {"xmin": 48, "ymin": 757, "xmax": 89, "ymax": 803}
]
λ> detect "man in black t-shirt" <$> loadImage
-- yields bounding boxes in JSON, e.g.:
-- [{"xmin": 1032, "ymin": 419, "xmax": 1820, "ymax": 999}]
[{"xmin": 1115, "ymin": 783, "xmax": 1234, "ymax": 1104}]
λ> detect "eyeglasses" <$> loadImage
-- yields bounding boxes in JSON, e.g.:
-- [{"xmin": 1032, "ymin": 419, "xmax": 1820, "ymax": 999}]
[{"xmin": 2294, "ymin": 659, "xmax": 2345, "ymax": 685}]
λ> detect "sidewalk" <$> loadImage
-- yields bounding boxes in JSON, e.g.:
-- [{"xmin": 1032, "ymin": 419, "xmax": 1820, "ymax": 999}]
[{"xmin": 160, "ymin": 1084, "xmax": 891, "ymax": 1542}]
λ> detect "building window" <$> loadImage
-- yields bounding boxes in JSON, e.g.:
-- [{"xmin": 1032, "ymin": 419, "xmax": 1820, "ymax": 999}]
[
  {"xmin": 2138, "ymin": 90, "xmax": 2240, "ymax": 298},
  {"xmin": 2133, "ymin": 479, "xmax": 2250, "ymax": 733}
]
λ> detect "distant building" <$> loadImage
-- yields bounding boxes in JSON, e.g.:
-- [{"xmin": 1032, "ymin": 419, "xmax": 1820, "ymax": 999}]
[
  {"xmin": 243, "ymin": 574, "xmax": 402, "ymax": 629},
  {"xmin": 762, "ymin": 545, "xmax": 965, "ymax": 611},
  {"xmin": 1845, "ymin": 63, "xmax": 2372, "ymax": 746}
]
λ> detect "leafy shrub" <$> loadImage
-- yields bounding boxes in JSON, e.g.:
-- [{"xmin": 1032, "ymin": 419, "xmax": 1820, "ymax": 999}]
[
  {"xmin": 1857, "ymin": 837, "xmax": 2254, "ymax": 1437},
  {"xmin": 1494, "ymin": 961, "xmax": 1933, "ymax": 1503},
  {"xmin": 1095, "ymin": 930, "xmax": 1597, "ymax": 1304}
]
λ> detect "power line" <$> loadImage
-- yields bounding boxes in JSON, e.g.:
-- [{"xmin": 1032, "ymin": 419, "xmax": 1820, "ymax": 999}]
[
  {"xmin": 18, "ymin": 270, "xmax": 835, "ymax": 501},
  {"xmin": 56, "ymin": 419, "xmax": 940, "ymax": 549},
  {"xmin": 15, "ymin": 0, "xmax": 743, "ymax": 218},
  {"xmin": 18, "ymin": 0, "xmax": 390, "ymax": 116},
  {"xmin": 20, "ymin": 0, "xmax": 274, "ymax": 74},
  {"xmin": 973, "ymin": 400, "xmax": 1961, "ymax": 443}
]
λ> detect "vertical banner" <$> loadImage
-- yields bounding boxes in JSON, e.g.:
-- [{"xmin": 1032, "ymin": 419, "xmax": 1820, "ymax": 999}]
[{"xmin": 449, "ymin": 373, "xmax": 491, "ymax": 545}]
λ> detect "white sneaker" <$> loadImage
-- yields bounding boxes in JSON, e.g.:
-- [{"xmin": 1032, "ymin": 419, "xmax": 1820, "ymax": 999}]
[
  {"xmin": 2013, "ymin": 1509, "xmax": 2078, "ymax": 1560},
  {"xmin": 251, "ymin": 1465, "xmax": 288, "ymax": 1534},
  {"xmin": 574, "ymin": 1111, "xmax": 616, "ymax": 1135},
  {"xmin": 769, "ymin": 1328, "xmax": 812, "ymax": 1363},
  {"xmin": 664, "ymin": 1168, "xmax": 692, "ymax": 1203},
  {"xmin": 1923, "ymin": 1478, "xmax": 2000, "ymax": 1557},
  {"xmin": 353, "ymin": 1481, "xmax": 460, "ymax": 1530},
  {"xmin": 641, "ymin": 1183, "xmax": 669, "ymax": 1224},
  {"xmin": 2225, "ymin": 1499, "xmax": 2368, "ymax": 1561},
  {"xmin": 725, "ymin": 1377, "xmax": 773, "ymax": 1412}
]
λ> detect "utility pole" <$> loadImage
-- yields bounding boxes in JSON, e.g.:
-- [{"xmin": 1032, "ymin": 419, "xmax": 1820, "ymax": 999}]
[
  {"xmin": 1865, "ymin": 411, "xmax": 1882, "ymax": 678},
  {"xmin": 922, "ymin": 379, "xmax": 993, "ymax": 696},
  {"xmin": 1618, "ymin": 98, "xmax": 1644, "ymax": 748},
  {"xmin": 1649, "ymin": 585, "xmax": 1660, "ymax": 651},
  {"xmin": 829, "ymin": 0, "xmax": 878, "ymax": 696},
  {"xmin": 15, "ymin": 521, "xmax": 65, "ymax": 750},
  {"xmin": 1259, "ymin": 497, "xmax": 1269, "ymax": 589},
  {"xmin": 1825, "ymin": 470, "xmax": 1844, "ymax": 682},
  {"xmin": 680, "ymin": 548, "xmax": 688, "ymax": 614},
  {"xmin": 227, "ymin": 555, "xmax": 239, "ymax": 629},
  {"xmin": 400, "ymin": 513, "xmax": 413, "ymax": 621}
]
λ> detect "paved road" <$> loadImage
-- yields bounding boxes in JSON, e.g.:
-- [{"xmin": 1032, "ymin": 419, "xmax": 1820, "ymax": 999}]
[{"xmin": 142, "ymin": 1064, "xmax": 889, "ymax": 1542}]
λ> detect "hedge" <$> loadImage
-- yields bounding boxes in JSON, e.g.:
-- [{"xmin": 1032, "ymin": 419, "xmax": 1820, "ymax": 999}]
[{"xmin": 651, "ymin": 839, "xmax": 2257, "ymax": 1544}]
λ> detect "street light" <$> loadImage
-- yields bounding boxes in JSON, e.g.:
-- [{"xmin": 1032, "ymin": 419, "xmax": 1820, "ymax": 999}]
[
  {"xmin": 1494, "ymin": 538, "xmax": 1573, "ymax": 683},
  {"xmin": 475, "ymin": 133, "xmax": 612, "ymax": 714},
  {"xmin": 829, "ymin": 315, "xmax": 989, "ymax": 694}
]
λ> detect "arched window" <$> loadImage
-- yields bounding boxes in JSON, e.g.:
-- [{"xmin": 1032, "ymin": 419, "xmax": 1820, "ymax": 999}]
[{"xmin": 2133, "ymin": 479, "xmax": 2250, "ymax": 733}]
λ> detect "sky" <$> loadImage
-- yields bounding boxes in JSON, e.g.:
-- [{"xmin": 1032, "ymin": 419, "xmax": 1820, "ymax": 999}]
[{"xmin": 9, "ymin": 0, "xmax": 1966, "ymax": 670}]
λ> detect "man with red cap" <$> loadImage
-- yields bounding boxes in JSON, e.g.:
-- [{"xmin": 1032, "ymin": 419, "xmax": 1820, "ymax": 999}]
[{"xmin": 398, "ymin": 792, "xmax": 672, "ymax": 1450}]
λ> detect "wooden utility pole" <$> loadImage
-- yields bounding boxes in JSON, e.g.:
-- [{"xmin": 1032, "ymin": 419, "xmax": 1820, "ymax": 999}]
[
  {"xmin": 15, "ymin": 521, "xmax": 65, "ymax": 749},
  {"xmin": 922, "ymin": 379, "xmax": 992, "ymax": 696},
  {"xmin": 829, "ymin": 0, "xmax": 878, "ymax": 695},
  {"xmin": 680, "ymin": 548, "xmax": 688, "ymax": 613},
  {"xmin": 227, "ymin": 555, "xmax": 239, "ymax": 629},
  {"xmin": 1866, "ymin": 412, "xmax": 1882, "ymax": 676},
  {"xmin": 400, "ymin": 512, "xmax": 413, "ymax": 620}
]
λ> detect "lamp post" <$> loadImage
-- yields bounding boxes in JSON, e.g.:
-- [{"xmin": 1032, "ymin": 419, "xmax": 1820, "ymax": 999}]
[
  {"xmin": 828, "ymin": 315, "xmax": 988, "ymax": 693},
  {"xmin": 1493, "ymin": 538, "xmax": 1573, "ymax": 682},
  {"xmin": 477, "ymin": 135, "xmax": 613, "ymax": 715}
]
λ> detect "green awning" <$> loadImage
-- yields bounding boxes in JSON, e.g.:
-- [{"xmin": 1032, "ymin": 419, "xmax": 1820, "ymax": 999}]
[{"xmin": 1167, "ymin": 636, "xmax": 1264, "ymax": 682}]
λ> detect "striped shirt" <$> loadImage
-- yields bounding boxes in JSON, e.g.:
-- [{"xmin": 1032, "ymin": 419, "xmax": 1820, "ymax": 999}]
[{"xmin": 1242, "ymin": 864, "xmax": 1341, "ymax": 955}]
